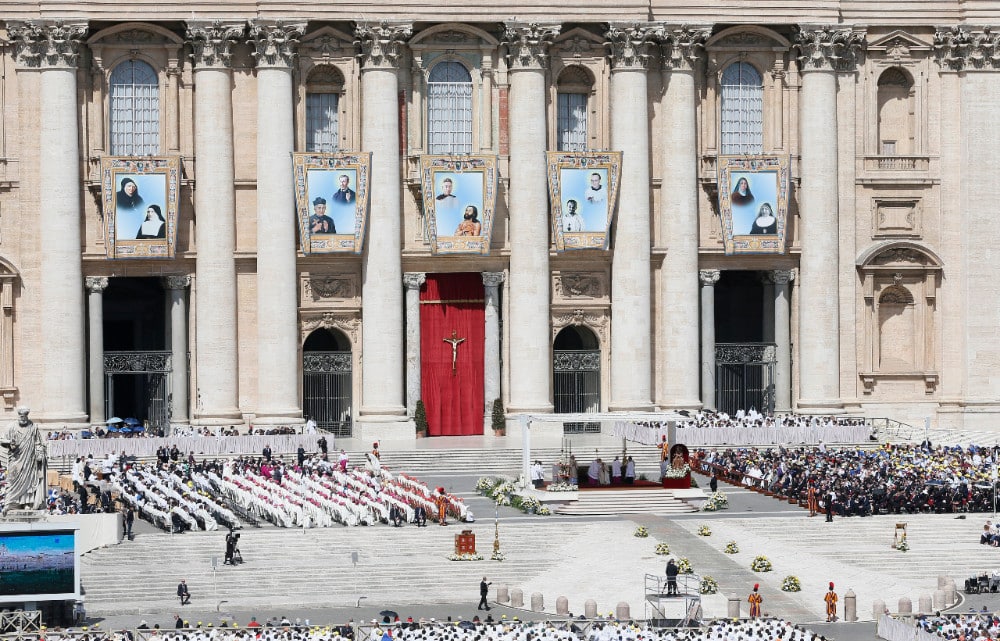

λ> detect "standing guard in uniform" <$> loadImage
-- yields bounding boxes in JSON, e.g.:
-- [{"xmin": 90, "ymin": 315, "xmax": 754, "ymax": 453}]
[
  {"xmin": 748, "ymin": 584, "xmax": 763, "ymax": 618},
  {"xmin": 824, "ymin": 582, "xmax": 839, "ymax": 622}
]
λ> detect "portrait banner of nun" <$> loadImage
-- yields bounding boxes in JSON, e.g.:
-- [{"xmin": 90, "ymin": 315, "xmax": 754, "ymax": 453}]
[
  {"xmin": 292, "ymin": 152, "xmax": 373, "ymax": 254},
  {"xmin": 718, "ymin": 156, "xmax": 791, "ymax": 255},
  {"xmin": 100, "ymin": 156, "xmax": 180, "ymax": 259},
  {"xmin": 419, "ymin": 155, "xmax": 498, "ymax": 255},
  {"xmin": 545, "ymin": 151, "xmax": 622, "ymax": 252}
]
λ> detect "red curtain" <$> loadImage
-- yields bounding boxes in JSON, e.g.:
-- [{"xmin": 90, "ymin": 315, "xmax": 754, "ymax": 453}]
[{"xmin": 420, "ymin": 273, "xmax": 485, "ymax": 436}]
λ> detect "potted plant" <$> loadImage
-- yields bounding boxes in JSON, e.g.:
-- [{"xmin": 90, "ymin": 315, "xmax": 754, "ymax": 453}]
[
  {"xmin": 414, "ymin": 400, "xmax": 429, "ymax": 438},
  {"xmin": 491, "ymin": 398, "xmax": 506, "ymax": 436}
]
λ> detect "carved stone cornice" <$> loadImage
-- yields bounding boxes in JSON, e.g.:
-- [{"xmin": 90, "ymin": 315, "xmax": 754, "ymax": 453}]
[
  {"xmin": 794, "ymin": 25, "xmax": 866, "ymax": 72},
  {"xmin": 402, "ymin": 272, "xmax": 426, "ymax": 290},
  {"xmin": 934, "ymin": 26, "xmax": 1000, "ymax": 71},
  {"xmin": 84, "ymin": 276, "xmax": 109, "ymax": 293},
  {"xmin": 355, "ymin": 22, "xmax": 412, "ymax": 70},
  {"xmin": 772, "ymin": 269, "xmax": 796, "ymax": 285},
  {"xmin": 301, "ymin": 311, "xmax": 361, "ymax": 344},
  {"xmin": 8, "ymin": 21, "xmax": 87, "ymax": 69},
  {"xmin": 502, "ymin": 22, "xmax": 560, "ymax": 71},
  {"xmin": 699, "ymin": 269, "xmax": 721, "ymax": 285},
  {"xmin": 249, "ymin": 21, "xmax": 304, "ymax": 69},
  {"xmin": 482, "ymin": 272, "xmax": 505, "ymax": 288},
  {"xmin": 605, "ymin": 23, "xmax": 658, "ymax": 71},
  {"xmin": 552, "ymin": 307, "xmax": 609, "ymax": 343},
  {"xmin": 186, "ymin": 21, "xmax": 244, "ymax": 69},
  {"xmin": 660, "ymin": 25, "xmax": 712, "ymax": 72},
  {"xmin": 163, "ymin": 275, "xmax": 192, "ymax": 290}
]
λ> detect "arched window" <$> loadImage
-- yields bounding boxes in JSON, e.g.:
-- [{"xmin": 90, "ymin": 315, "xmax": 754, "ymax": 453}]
[
  {"xmin": 306, "ymin": 66, "xmax": 345, "ymax": 153},
  {"xmin": 427, "ymin": 61, "xmax": 473, "ymax": 154},
  {"xmin": 556, "ymin": 66, "xmax": 593, "ymax": 152},
  {"xmin": 720, "ymin": 62, "xmax": 763, "ymax": 155},
  {"xmin": 302, "ymin": 327, "xmax": 353, "ymax": 436},
  {"xmin": 553, "ymin": 325, "xmax": 601, "ymax": 430},
  {"xmin": 109, "ymin": 60, "xmax": 160, "ymax": 156},
  {"xmin": 877, "ymin": 68, "xmax": 914, "ymax": 156}
]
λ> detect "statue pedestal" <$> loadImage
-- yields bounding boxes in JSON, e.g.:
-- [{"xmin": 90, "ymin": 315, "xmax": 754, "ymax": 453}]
[{"xmin": 1, "ymin": 510, "xmax": 45, "ymax": 523}]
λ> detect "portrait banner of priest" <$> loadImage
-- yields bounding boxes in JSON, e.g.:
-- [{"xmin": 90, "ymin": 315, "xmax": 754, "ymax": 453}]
[
  {"xmin": 419, "ymin": 155, "xmax": 498, "ymax": 255},
  {"xmin": 100, "ymin": 156, "xmax": 180, "ymax": 259},
  {"xmin": 718, "ymin": 156, "xmax": 791, "ymax": 255},
  {"xmin": 293, "ymin": 152, "xmax": 373, "ymax": 255},
  {"xmin": 546, "ymin": 151, "xmax": 622, "ymax": 251}
]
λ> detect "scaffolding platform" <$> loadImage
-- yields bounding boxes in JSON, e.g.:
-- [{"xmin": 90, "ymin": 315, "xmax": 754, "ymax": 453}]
[{"xmin": 644, "ymin": 573, "xmax": 703, "ymax": 628}]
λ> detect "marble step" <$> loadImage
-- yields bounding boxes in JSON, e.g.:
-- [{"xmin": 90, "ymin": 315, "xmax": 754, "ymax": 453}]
[{"xmin": 555, "ymin": 490, "xmax": 697, "ymax": 516}]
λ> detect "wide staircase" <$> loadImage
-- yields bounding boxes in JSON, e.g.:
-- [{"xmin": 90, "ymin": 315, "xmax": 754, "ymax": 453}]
[{"xmin": 555, "ymin": 489, "xmax": 697, "ymax": 516}]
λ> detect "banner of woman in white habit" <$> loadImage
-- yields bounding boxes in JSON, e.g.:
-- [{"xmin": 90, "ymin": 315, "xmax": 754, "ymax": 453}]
[{"xmin": 2, "ymin": 407, "xmax": 47, "ymax": 514}]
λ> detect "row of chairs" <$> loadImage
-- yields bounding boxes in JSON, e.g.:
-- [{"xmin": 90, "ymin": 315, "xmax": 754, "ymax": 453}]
[{"xmin": 964, "ymin": 574, "xmax": 1000, "ymax": 594}]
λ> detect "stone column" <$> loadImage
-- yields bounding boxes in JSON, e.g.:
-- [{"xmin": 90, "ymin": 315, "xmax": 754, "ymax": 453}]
[
  {"xmin": 761, "ymin": 274, "xmax": 775, "ymax": 342},
  {"xmin": 356, "ymin": 23, "xmax": 412, "ymax": 436},
  {"xmin": 480, "ymin": 56, "xmax": 494, "ymax": 150},
  {"xmin": 187, "ymin": 22, "xmax": 243, "ymax": 424},
  {"xmin": 699, "ymin": 269, "xmax": 720, "ymax": 411},
  {"xmin": 483, "ymin": 272, "xmax": 505, "ymax": 430},
  {"xmin": 658, "ymin": 27, "xmax": 711, "ymax": 410},
  {"xmin": 164, "ymin": 276, "xmax": 191, "ymax": 426},
  {"xmin": 773, "ymin": 269, "xmax": 795, "ymax": 413},
  {"xmin": 606, "ymin": 24, "xmax": 656, "ymax": 411},
  {"xmin": 251, "ymin": 22, "xmax": 305, "ymax": 425},
  {"xmin": 85, "ymin": 277, "xmax": 109, "ymax": 427},
  {"xmin": 403, "ymin": 272, "xmax": 426, "ymax": 417},
  {"xmin": 793, "ymin": 26, "xmax": 862, "ymax": 413},
  {"xmin": 503, "ymin": 23, "xmax": 560, "ymax": 415}
]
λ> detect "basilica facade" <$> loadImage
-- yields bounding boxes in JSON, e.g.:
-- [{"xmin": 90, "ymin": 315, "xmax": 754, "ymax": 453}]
[{"xmin": 1, "ymin": 0, "xmax": 998, "ymax": 437}]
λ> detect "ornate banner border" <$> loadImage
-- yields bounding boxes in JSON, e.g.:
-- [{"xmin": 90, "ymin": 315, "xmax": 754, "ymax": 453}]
[
  {"xmin": 100, "ymin": 156, "xmax": 180, "ymax": 260},
  {"xmin": 546, "ymin": 151, "xmax": 622, "ymax": 252},
  {"xmin": 293, "ymin": 152, "xmax": 373, "ymax": 255},
  {"xmin": 419, "ymin": 155, "xmax": 498, "ymax": 256},
  {"xmin": 718, "ymin": 155, "xmax": 791, "ymax": 255}
]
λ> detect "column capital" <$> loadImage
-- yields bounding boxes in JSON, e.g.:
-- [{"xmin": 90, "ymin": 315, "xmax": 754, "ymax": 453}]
[
  {"xmin": 659, "ymin": 25, "xmax": 712, "ymax": 72},
  {"xmin": 482, "ymin": 272, "xmax": 506, "ymax": 288},
  {"xmin": 163, "ymin": 275, "xmax": 192, "ymax": 290},
  {"xmin": 934, "ymin": 26, "xmax": 1000, "ymax": 71},
  {"xmin": 355, "ymin": 21, "xmax": 412, "ymax": 70},
  {"xmin": 186, "ymin": 21, "xmax": 244, "ymax": 69},
  {"xmin": 8, "ymin": 21, "xmax": 87, "ymax": 69},
  {"xmin": 605, "ymin": 23, "xmax": 658, "ymax": 71},
  {"xmin": 794, "ymin": 25, "xmax": 866, "ymax": 72},
  {"xmin": 502, "ymin": 22, "xmax": 560, "ymax": 71},
  {"xmin": 84, "ymin": 276, "xmax": 109, "ymax": 293},
  {"xmin": 699, "ymin": 269, "xmax": 721, "ymax": 285},
  {"xmin": 402, "ymin": 272, "xmax": 426, "ymax": 290},
  {"xmin": 772, "ymin": 269, "xmax": 796, "ymax": 285},
  {"xmin": 248, "ymin": 21, "xmax": 305, "ymax": 69}
]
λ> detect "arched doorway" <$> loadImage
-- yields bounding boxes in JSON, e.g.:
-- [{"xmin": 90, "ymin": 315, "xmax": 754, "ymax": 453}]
[
  {"xmin": 553, "ymin": 326, "xmax": 600, "ymax": 433},
  {"xmin": 302, "ymin": 328, "xmax": 353, "ymax": 437}
]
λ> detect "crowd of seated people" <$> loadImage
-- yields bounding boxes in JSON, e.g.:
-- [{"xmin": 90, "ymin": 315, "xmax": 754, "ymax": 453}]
[
  {"xmin": 915, "ymin": 612, "xmax": 1000, "ymax": 641},
  {"xmin": 675, "ymin": 409, "xmax": 868, "ymax": 430},
  {"xmin": 696, "ymin": 443, "xmax": 998, "ymax": 516}
]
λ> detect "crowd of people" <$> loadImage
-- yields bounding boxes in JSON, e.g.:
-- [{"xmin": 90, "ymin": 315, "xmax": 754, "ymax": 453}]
[
  {"xmin": 915, "ymin": 612, "xmax": 1000, "ymax": 641},
  {"xmin": 676, "ymin": 410, "xmax": 867, "ymax": 431},
  {"xmin": 695, "ymin": 442, "xmax": 999, "ymax": 516}
]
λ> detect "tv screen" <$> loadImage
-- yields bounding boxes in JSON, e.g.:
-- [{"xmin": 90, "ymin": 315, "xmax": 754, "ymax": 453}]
[{"xmin": 0, "ymin": 530, "xmax": 76, "ymax": 599}]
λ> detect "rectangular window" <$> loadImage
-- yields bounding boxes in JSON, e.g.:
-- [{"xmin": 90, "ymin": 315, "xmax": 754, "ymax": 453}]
[
  {"xmin": 557, "ymin": 93, "xmax": 588, "ymax": 152},
  {"xmin": 720, "ymin": 83, "xmax": 763, "ymax": 155},
  {"xmin": 882, "ymin": 141, "xmax": 897, "ymax": 156},
  {"xmin": 306, "ymin": 93, "xmax": 340, "ymax": 153},
  {"xmin": 427, "ymin": 82, "xmax": 473, "ymax": 154},
  {"xmin": 109, "ymin": 82, "xmax": 159, "ymax": 156}
]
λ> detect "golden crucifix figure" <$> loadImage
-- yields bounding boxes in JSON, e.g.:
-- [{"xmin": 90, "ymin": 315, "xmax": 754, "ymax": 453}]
[{"xmin": 443, "ymin": 329, "xmax": 466, "ymax": 375}]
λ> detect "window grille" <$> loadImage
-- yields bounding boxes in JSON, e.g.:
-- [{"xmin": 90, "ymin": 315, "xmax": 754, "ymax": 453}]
[
  {"xmin": 109, "ymin": 60, "xmax": 160, "ymax": 156},
  {"xmin": 557, "ymin": 93, "xmax": 588, "ymax": 151},
  {"xmin": 720, "ymin": 62, "xmax": 763, "ymax": 155},
  {"xmin": 427, "ymin": 62, "xmax": 473, "ymax": 154},
  {"xmin": 306, "ymin": 92, "xmax": 340, "ymax": 153}
]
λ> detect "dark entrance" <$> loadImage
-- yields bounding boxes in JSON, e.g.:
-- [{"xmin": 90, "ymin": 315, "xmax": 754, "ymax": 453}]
[
  {"xmin": 553, "ymin": 326, "xmax": 601, "ymax": 433},
  {"xmin": 302, "ymin": 328, "xmax": 353, "ymax": 437},
  {"xmin": 713, "ymin": 271, "xmax": 775, "ymax": 415}
]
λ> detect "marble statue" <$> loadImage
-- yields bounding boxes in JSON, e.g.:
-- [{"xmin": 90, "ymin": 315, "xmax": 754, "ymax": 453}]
[{"xmin": 2, "ymin": 407, "xmax": 47, "ymax": 514}]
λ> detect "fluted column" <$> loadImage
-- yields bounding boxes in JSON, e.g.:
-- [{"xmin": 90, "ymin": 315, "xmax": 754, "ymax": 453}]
[
  {"xmin": 658, "ymin": 27, "xmax": 711, "ymax": 410},
  {"xmin": 10, "ymin": 22, "xmax": 89, "ymax": 424},
  {"xmin": 606, "ymin": 24, "xmax": 655, "ymax": 411},
  {"xmin": 503, "ymin": 22, "xmax": 560, "ymax": 415},
  {"xmin": 483, "ymin": 272, "xmax": 505, "ymax": 429},
  {"xmin": 251, "ymin": 22, "xmax": 305, "ymax": 424},
  {"xmin": 357, "ymin": 23, "xmax": 412, "ymax": 433},
  {"xmin": 403, "ymin": 272, "xmax": 426, "ymax": 417},
  {"xmin": 699, "ymin": 269, "xmax": 720, "ymax": 411},
  {"xmin": 164, "ymin": 276, "xmax": 191, "ymax": 426},
  {"xmin": 187, "ymin": 22, "xmax": 242, "ymax": 424},
  {"xmin": 86, "ymin": 277, "xmax": 109, "ymax": 427},
  {"xmin": 794, "ymin": 26, "xmax": 862, "ymax": 413},
  {"xmin": 773, "ymin": 269, "xmax": 795, "ymax": 413}
]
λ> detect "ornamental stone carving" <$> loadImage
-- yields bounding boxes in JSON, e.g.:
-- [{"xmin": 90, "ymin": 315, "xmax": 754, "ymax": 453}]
[
  {"xmin": 301, "ymin": 312, "xmax": 361, "ymax": 344},
  {"xmin": 84, "ymin": 276, "xmax": 109, "ymax": 293},
  {"xmin": 771, "ymin": 269, "xmax": 795, "ymax": 285},
  {"xmin": 660, "ymin": 26, "xmax": 711, "ymax": 71},
  {"xmin": 482, "ymin": 272, "xmax": 506, "ymax": 288},
  {"xmin": 402, "ymin": 272, "xmax": 426, "ymax": 290},
  {"xmin": 554, "ymin": 273, "xmax": 605, "ymax": 298},
  {"xmin": 249, "ymin": 22, "xmax": 304, "ymax": 68},
  {"xmin": 186, "ymin": 21, "xmax": 243, "ymax": 69},
  {"xmin": 304, "ymin": 277, "xmax": 354, "ymax": 300},
  {"xmin": 699, "ymin": 269, "xmax": 721, "ymax": 285},
  {"xmin": 605, "ymin": 23, "xmax": 658, "ymax": 70},
  {"xmin": 355, "ymin": 22, "xmax": 412, "ymax": 69},
  {"xmin": 794, "ymin": 25, "xmax": 866, "ymax": 72},
  {"xmin": 163, "ymin": 275, "xmax": 192, "ymax": 290},
  {"xmin": 934, "ymin": 26, "xmax": 1000, "ymax": 71},
  {"xmin": 8, "ymin": 22, "xmax": 87, "ymax": 69},
  {"xmin": 552, "ymin": 308, "xmax": 609, "ymax": 343},
  {"xmin": 872, "ymin": 248, "xmax": 927, "ymax": 265},
  {"xmin": 502, "ymin": 22, "xmax": 560, "ymax": 70}
]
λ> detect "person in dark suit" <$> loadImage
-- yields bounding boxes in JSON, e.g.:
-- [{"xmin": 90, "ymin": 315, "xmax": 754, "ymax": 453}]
[
  {"xmin": 478, "ymin": 577, "xmax": 492, "ymax": 610},
  {"xmin": 665, "ymin": 559, "xmax": 679, "ymax": 595},
  {"xmin": 309, "ymin": 197, "xmax": 336, "ymax": 235},
  {"xmin": 709, "ymin": 472, "xmax": 719, "ymax": 494},
  {"xmin": 177, "ymin": 579, "xmax": 191, "ymax": 605},
  {"xmin": 263, "ymin": 445, "xmax": 272, "ymax": 462},
  {"xmin": 297, "ymin": 446, "xmax": 306, "ymax": 467},
  {"xmin": 123, "ymin": 505, "xmax": 135, "ymax": 539},
  {"xmin": 414, "ymin": 505, "xmax": 427, "ymax": 527},
  {"xmin": 331, "ymin": 174, "xmax": 356, "ymax": 205}
]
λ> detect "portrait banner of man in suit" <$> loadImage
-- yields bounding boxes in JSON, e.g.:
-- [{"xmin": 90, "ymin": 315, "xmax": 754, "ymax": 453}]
[
  {"xmin": 546, "ymin": 152, "xmax": 622, "ymax": 252},
  {"xmin": 293, "ymin": 153, "xmax": 372, "ymax": 255},
  {"xmin": 419, "ymin": 155, "xmax": 498, "ymax": 255}
]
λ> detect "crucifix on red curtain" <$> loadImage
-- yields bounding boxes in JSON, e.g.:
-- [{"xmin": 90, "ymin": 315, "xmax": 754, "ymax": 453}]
[{"xmin": 443, "ymin": 330, "xmax": 466, "ymax": 375}]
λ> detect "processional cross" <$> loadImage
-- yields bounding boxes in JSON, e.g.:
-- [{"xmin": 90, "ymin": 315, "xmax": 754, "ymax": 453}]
[{"xmin": 443, "ymin": 329, "xmax": 466, "ymax": 375}]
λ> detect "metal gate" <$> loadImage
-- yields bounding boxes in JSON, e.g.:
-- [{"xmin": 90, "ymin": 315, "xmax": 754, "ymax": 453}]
[
  {"xmin": 303, "ymin": 351, "xmax": 353, "ymax": 437},
  {"xmin": 715, "ymin": 343, "xmax": 776, "ymax": 416},
  {"xmin": 104, "ymin": 351, "xmax": 171, "ymax": 431},
  {"xmin": 553, "ymin": 350, "xmax": 601, "ymax": 433}
]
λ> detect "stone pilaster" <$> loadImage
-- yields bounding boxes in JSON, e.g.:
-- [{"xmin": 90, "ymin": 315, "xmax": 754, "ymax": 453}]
[
  {"xmin": 606, "ymin": 24, "xmax": 656, "ymax": 411},
  {"xmin": 699, "ymin": 269, "xmax": 720, "ymax": 411},
  {"xmin": 772, "ymin": 269, "xmax": 795, "ymax": 413},
  {"xmin": 251, "ymin": 22, "xmax": 305, "ymax": 424},
  {"xmin": 163, "ymin": 276, "xmax": 191, "ymax": 427},
  {"xmin": 482, "ymin": 272, "xmax": 505, "ymax": 430},
  {"xmin": 356, "ymin": 22, "xmax": 412, "ymax": 437},
  {"xmin": 11, "ymin": 22, "xmax": 89, "ymax": 424},
  {"xmin": 85, "ymin": 277, "xmax": 109, "ymax": 427},
  {"xmin": 403, "ymin": 272, "xmax": 426, "ymax": 418},
  {"xmin": 503, "ymin": 22, "xmax": 559, "ymax": 415},
  {"xmin": 658, "ymin": 26, "xmax": 710, "ymax": 411},
  {"xmin": 187, "ymin": 21, "xmax": 243, "ymax": 424}
]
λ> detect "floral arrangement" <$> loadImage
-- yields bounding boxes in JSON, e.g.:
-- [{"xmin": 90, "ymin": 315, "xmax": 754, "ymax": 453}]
[
  {"xmin": 546, "ymin": 483, "xmax": 578, "ymax": 492},
  {"xmin": 894, "ymin": 536, "xmax": 909, "ymax": 552},
  {"xmin": 724, "ymin": 541, "xmax": 739, "ymax": 554},
  {"xmin": 700, "ymin": 576, "xmax": 719, "ymax": 595},
  {"xmin": 537, "ymin": 506, "xmax": 552, "ymax": 516},
  {"xmin": 512, "ymin": 495, "xmax": 541, "ymax": 513},
  {"xmin": 663, "ymin": 464, "xmax": 691, "ymax": 479},
  {"xmin": 781, "ymin": 575, "xmax": 801, "ymax": 592},
  {"xmin": 677, "ymin": 557, "xmax": 693, "ymax": 574},
  {"xmin": 447, "ymin": 553, "xmax": 483, "ymax": 561},
  {"xmin": 634, "ymin": 526, "xmax": 649, "ymax": 538},
  {"xmin": 697, "ymin": 524, "xmax": 712, "ymax": 536},
  {"xmin": 751, "ymin": 555, "xmax": 773, "ymax": 572},
  {"xmin": 655, "ymin": 542, "xmax": 671, "ymax": 556},
  {"xmin": 491, "ymin": 549, "xmax": 506, "ymax": 562},
  {"xmin": 702, "ymin": 491, "xmax": 729, "ymax": 512},
  {"xmin": 476, "ymin": 477, "xmax": 501, "ymax": 493}
]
